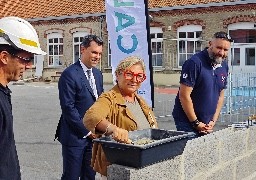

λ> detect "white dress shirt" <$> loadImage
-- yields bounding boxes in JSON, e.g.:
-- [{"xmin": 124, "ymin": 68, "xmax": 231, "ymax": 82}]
[{"xmin": 79, "ymin": 59, "xmax": 99, "ymax": 138}]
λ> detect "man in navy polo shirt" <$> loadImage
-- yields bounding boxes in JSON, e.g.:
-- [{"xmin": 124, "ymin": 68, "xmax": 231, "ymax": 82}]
[{"xmin": 172, "ymin": 31, "xmax": 232, "ymax": 138}]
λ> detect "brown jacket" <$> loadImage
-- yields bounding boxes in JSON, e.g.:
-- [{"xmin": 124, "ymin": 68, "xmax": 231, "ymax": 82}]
[{"xmin": 83, "ymin": 85, "xmax": 157, "ymax": 176}]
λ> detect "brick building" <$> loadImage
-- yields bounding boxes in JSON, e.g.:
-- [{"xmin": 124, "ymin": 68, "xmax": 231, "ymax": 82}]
[{"xmin": 1, "ymin": 0, "xmax": 256, "ymax": 85}]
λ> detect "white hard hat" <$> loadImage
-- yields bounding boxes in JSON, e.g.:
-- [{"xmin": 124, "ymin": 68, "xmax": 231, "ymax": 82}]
[{"xmin": 0, "ymin": 16, "xmax": 46, "ymax": 55}]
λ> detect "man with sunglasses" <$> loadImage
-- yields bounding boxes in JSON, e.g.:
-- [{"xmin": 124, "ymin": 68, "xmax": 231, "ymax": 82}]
[
  {"xmin": 0, "ymin": 17, "xmax": 46, "ymax": 179},
  {"xmin": 55, "ymin": 35, "xmax": 104, "ymax": 180},
  {"xmin": 172, "ymin": 31, "xmax": 232, "ymax": 138}
]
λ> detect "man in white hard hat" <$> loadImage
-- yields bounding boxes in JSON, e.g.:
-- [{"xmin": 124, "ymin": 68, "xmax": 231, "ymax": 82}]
[{"xmin": 0, "ymin": 16, "xmax": 46, "ymax": 179}]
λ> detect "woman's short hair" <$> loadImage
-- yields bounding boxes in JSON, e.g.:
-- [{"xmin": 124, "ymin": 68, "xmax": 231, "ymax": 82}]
[{"xmin": 115, "ymin": 56, "xmax": 146, "ymax": 75}]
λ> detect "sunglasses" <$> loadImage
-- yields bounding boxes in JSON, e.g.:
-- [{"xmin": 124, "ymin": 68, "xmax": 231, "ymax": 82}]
[
  {"xmin": 82, "ymin": 35, "xmax": 103, "ymax": 46},
  {"xmin": 10, "ymin": 53, "xmax": 34, "ymax": 63},
  {"xmin": 123, "ymin": 71, "xmax": 146, "ymax": 83},
  {"xmin": 213, "ymin": 32, "xmax": 233, "ymax": 42}
]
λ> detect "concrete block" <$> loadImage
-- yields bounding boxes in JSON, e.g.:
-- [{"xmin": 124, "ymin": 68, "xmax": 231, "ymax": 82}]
[
  {"xmin": 107, "ymin": 164, "xmax": 131, "ymax": 180},
  {"xmin": 212, "ymin": 128, "xmax": 233, "ymax": 136},
  {"xmin": 108, "ymin": 155, "xmax": 182, "ymax": 180},
  {"xmin": 107, "ymin": 128, "xmax": 256, "ymax": 180},
  {"xmin": 236, "ymin": 151, "xmax": 256, "ymax": 180},
  {"xmin": 203, "ymin": 162, "xmax": 235, "ymax": 180},
  {"xmin": 241, "ymin": 171, "xmax": 256, "ymax": 180},
  {"xmin": 247, "ymin": 127, "xmax": 256, "ymax": 151},
  {"xmin": 218, "ymin": 129, "xmax": 247, "ymax": 162},
  {"xmin": 182, "ymin": 133, "xmax": 220, "ymax": 180}
]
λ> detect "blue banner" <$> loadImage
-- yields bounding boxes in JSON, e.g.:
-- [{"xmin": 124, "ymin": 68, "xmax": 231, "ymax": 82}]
[{"xmin": 106, "ymin": 0, "xmax": 153, "ymax": 107}]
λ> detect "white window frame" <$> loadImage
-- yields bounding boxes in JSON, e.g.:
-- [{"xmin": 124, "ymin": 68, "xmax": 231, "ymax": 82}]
[
  {"xmin": 228, "ymin": 22, "xmax": 256, "ymax": 72},
  {"xmin": 177, "ymin": 25, "xmax": 203, "ymax": 68},
  {"xmin": 150, "ymin": 27, "xmax": 163, "ymax": 68},
  {"xmin": 73, "ymin": 32, "xmax": 89, "ymax": 64},
  {"xmin": 47, "ymin": 33, "xmax": 63, "ymax": 67}
]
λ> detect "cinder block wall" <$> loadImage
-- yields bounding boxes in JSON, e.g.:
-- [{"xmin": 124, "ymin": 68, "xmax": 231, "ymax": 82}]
[{"xmin": 107, "ymin": 127, "xmax": 256, "ymax": 180}]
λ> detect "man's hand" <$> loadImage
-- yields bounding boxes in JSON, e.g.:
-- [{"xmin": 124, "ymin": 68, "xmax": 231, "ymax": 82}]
[
  {"xmin": 198, "ymin": 121, "xmax": 216, "ymax": 134},
  {"xmin": 204, "ymin": 120, "xmax": 216, "ymax": 133},
  {"xmin": 196, "ymin": 122, "xmax": 211, "ymax": 134}
]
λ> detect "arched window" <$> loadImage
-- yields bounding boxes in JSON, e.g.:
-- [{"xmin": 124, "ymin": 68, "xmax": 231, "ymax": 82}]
[
  {"xmin": 47, "ymin": 33, "xmax": 63, "ymax": 67},
  {"xmin": 177, "ymin": 25, "xmax": 202, "ymax": 67}
]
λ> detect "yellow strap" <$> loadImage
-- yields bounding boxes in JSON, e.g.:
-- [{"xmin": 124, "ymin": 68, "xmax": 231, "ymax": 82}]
[
  {"xmin": 0, "ymin": 29, "xmax": 4, "ymax": 33},
  {"xmin": 19, "ymin": 38, "xmax": 38, "ymax": 47}
]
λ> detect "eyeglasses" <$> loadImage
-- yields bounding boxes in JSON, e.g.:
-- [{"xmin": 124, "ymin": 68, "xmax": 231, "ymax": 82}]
[
  {"xmin": 123, "ymin": 71, "xmax": 146, "ymax": 83},
  {"xmin": 10, "ymin": 53, "xmax": 34, "ymax": 63},
  {"xmin": 213, "ymin": 32, "xmax": 233, "ymax": 42}
]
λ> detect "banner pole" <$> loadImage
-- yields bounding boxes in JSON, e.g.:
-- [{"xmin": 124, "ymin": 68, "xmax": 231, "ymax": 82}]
[{"xmin": 144, "ymin": 0, "xmax": 154, "ymax": 108}]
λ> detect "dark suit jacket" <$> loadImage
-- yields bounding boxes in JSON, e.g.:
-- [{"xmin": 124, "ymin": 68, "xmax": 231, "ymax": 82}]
[{"xmin": 55, "ymin": 61, "xmax": 104, "ymax": 146}]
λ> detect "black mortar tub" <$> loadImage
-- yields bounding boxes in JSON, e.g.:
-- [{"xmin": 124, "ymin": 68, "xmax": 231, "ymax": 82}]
[{"xmin": 93, "ymin": 128, "xmax": 195, "ymax": 168}]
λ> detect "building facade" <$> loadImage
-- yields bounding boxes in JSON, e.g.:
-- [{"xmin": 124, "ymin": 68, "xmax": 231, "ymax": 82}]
[{"xmin": 1, "ymin": 0, "xmax": 256, "ymax": 86}]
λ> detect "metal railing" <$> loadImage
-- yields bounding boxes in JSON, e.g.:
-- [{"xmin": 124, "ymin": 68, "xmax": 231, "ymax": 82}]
[{"xmin": 220, "ymin": 72, "xmax": 256, "ymax": 122}]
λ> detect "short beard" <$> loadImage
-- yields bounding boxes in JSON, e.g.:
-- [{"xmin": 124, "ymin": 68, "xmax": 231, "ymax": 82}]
[{"xmin": 209, "ymin": 51, "xmax": 225, "ymax": 64}]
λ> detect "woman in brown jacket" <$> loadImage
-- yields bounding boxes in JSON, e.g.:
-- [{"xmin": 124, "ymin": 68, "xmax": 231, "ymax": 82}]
[{"xmin": 83, "ymin": 56, "xmax": 157, "ymax": 178}]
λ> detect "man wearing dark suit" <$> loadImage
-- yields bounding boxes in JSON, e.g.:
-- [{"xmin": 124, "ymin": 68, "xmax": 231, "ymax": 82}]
[{"xmin": 55, "ymin": 35, "xmax": 104, "ymax": 180}]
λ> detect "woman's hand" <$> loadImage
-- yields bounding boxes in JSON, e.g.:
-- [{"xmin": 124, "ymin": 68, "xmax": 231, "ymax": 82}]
[
  {"xmin": 88, "ymin": 133, "xmax": 97, "ymax": 139},
  {"xmin": 111, "ymin": 125, "xmax": 132, "ymax": 144}
]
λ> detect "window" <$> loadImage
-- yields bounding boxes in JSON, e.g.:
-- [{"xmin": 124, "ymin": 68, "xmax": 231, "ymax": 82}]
[
  {"xmin": 177, "ymin": 25, "xmax": 202, "ymax": 67},
  {"xmin": 230, "ymin": 29, "xmax": 256, "ymax": 43},
  {"xmin": 47, "ymin": 33, "xmax": 63, "ymax": 67},
  {"xmin": 228, "ymin": 23, "xmax": 256, "ymax": 72},
  {"xmin": 245, "ymin": 48, "xmax": 255, "ymax": 66},
  {"xmin": 150, "ymin": 27, "xmax": 163, "ymax": 67},
  {"xmin": 73, "ymin": 32, "xmax": 89, "ymax": 63},
  {"xmin": 231, "ymin": 48, "xmax": 240, "ymax": 66}
]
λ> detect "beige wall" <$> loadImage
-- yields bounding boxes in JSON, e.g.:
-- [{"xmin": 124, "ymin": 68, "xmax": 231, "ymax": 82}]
[
  {"xmin": 23, "ymin": 69, "xmax": 181, "ymax": 86},
  {"xmin": 102, "ymin": 73, "xmax": 180, "ymax": 86},
  {"xmin": 28, "ymin": 4, "xmax": 256, "ymax": 85},
  {"xmin": 153, "ymin": 73, "xmax": 180, "ymax": 86}
]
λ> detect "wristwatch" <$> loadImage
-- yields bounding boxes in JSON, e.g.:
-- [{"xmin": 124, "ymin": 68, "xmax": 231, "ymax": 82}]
[{"xmin": 190, "ymin": 119, "xmax": 200, "ymax": 128}]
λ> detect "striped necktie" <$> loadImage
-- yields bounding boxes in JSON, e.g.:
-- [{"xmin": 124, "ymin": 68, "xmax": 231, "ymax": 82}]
[
  {"xmin": 87, "ymin": 69, "xmax": 93, "ymax": 88},
  {"xmin": 86, "ymin": 69, "xmax": 98, "ymax": 98}
]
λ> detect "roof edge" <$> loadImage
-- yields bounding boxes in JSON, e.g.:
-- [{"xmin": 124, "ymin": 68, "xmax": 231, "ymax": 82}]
[
  {"xmin": 26, "ymin": 1, "xmax": 255, "ymax": 22},
  {"xmin": 149, "ymin": 0, "xmax": 256, "ymax": 12},
  {"xmin": 26, "ymin": 12, "xmax": 105, "ymax": 22}
]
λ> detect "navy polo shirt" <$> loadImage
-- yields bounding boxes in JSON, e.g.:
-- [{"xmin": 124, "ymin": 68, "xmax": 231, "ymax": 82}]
[
  {"xmin": 0, "ymin": 84, "xmax": 21, "ymax": 179},
  {"xmin": 172, "ymin": 48, "xmax": 228, "ymax": 124}
]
